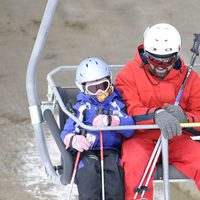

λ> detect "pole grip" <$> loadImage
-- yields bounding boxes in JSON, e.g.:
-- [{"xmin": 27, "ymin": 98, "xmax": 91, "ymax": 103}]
[{"xmin": 191, "ymin": 33, "xmax": 200, "ymax": 56}]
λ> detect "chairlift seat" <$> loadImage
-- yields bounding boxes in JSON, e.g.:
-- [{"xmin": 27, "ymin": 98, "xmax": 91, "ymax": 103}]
[{"xmin": 44, "ymin": 86, "xmax": 190, "ymax": 183}]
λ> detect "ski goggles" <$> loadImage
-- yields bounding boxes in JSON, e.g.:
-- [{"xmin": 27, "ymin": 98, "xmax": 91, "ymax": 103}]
[
  {"xmin": 85, "ymin": 79, "xmax": 110, "ymax": 95},
  {"xmin": 145, "ymin": 51, "xmax": 178, "ymax": 68}
]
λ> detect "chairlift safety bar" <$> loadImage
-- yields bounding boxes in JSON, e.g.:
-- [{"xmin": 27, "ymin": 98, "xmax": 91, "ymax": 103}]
[{"xmin": 46, "ymin": 65, "xmax": 200, "ymax": 132}]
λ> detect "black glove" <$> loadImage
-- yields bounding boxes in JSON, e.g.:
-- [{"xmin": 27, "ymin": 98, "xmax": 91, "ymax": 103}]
[
  {"xmin": 154, "ymin": 109, "xmax": 182, "ymax": 139},
  {"xmin": 164, "ymin": 103, "xmax": 188, "ymax": 123}
]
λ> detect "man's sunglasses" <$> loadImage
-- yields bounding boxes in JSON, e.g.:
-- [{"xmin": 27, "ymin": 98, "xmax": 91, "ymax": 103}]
[{"xmin": 145, "ymin": 51, "xmax": 178, "ymax": 68}]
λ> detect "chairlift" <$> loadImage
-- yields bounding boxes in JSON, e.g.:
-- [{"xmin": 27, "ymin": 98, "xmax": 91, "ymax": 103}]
[{"xmin": 26, "ymin": 0, "xmax": 200, "ymax": 199}]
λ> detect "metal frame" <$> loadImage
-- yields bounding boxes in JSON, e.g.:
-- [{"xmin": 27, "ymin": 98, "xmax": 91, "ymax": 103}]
[{"xmin": 26, "ymin": 0, "xmax": 200, "ymax": 198}]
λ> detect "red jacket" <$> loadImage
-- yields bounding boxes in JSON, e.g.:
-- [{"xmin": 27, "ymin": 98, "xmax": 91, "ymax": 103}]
[{"xmin": 115, "ymin": 45, "xmax": 200, "ymax": 134}]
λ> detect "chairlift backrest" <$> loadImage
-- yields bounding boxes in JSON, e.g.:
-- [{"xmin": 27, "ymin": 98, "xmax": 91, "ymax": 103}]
[{"xmin": 56, "ymin": 87, "xmax": 79, "ymax": 130}]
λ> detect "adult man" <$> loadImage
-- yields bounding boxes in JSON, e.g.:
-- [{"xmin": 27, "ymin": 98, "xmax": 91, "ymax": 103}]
[{"xmin": 115, "ymin": 23, "xmax": 200, "ymax": 200}]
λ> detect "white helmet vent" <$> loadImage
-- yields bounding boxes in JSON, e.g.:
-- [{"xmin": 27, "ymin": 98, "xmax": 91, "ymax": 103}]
[
  {"xmin": 151, "ymin": 47, "xmax": 157, "ymax": 51},
  {"xmin": 166, "ymin": 48, "xmax": 172, "ymax": 52}
]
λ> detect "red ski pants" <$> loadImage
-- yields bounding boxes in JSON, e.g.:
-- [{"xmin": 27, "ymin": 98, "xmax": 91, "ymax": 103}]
[{"xmin": 121, "ymin": 131, "xmax": 200, "ymax": 200}]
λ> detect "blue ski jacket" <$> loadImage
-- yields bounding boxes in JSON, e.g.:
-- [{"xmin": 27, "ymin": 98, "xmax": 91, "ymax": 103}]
[{"xmin": 61, "ymin": 86, "xmax": 135, "ymax": 151}]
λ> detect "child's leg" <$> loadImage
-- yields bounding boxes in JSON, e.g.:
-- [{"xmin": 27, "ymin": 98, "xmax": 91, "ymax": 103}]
[
  {"xmin": 104, "ymin": 149, "xmax": 124, "ymax": 200},
  {"xmin": 75, "ymin": 151, "xmax": 101, "ymax": 200}
]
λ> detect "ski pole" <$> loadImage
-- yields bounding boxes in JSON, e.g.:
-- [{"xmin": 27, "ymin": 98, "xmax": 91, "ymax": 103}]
[
  {"xmin": 100, "ymin": 129, "xmax": 105, "ymax": 200},
  {"xmin": 133, "ymin": 136, "xmax": 161, "ymax": 199},
  {"xmin": 134, "ymin": 33, "xmax": 200, "ymax": 199},
  {"xmin": 141, "ymin": 140, "xmax": 162, "ymax": 198},
  {"xmin": 67, "ymin": 150, "xmax": 81, "ymax": 200},
  {"xmin": 98, "ymin": 107, "xmax": 105, "ymax": 200},
  {"xmin": 66, "ymin": 129, "xmax": 86, "ymax": 200},
  {"xmin": 174, "ymin": 34, "xmax": 200, "ymax": 106}
]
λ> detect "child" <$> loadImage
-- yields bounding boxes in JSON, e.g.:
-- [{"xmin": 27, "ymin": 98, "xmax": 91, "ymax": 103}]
[{"xmin": 61, "ymin": 57, "xmax": 135, "ymax": 200}]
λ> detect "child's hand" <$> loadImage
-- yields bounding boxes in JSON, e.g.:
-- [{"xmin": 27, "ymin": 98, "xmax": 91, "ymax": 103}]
[
  {"xmin": 64, "ymin": 134, "xmax": 91, "ymax": 152},
  {"xmin": 71, "ymin": 135, "xmax": 91, "ymax": 152},
  {"xmin": 93, "ymin": 114, "xmax": 109, "ymax": 126},
  {"xmin": 93, "ymin": 114, "xmax": 120, "ymax": 126},
  {"xmin": 110, "ymin": 115, "xmax": 120, "ymax": 126}
]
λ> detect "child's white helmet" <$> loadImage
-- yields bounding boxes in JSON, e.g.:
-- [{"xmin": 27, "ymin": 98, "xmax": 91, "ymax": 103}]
[
  {"xmin": 75, "ymin": 57, "xmax": 111, "ymax": 92},
  {"xmin": 144, "ymin": 23, "xmax": 181, "ymax": 56}
]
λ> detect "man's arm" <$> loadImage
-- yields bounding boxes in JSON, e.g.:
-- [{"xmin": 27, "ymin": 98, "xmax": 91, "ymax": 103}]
[{"xmin": 115, "ymin": 62, "xmax": 159, "ymax": 125}]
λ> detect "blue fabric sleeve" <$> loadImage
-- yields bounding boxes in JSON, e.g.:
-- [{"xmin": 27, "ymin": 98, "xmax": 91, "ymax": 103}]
[
  {"xmin": 60, "ymin": 104, "xmax": 80, "ymax": 142},
  {"xmin": 60, "ymin": 117, "xmax": 77, "ymax": 142},
  {"xmin": 118, "ymin": 113, "xmax": 135, "ymax": 137}
]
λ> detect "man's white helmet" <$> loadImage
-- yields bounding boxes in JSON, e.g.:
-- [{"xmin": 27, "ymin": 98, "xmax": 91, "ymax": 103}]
[
  {"xmin": 75, "ymin": 57, "xmax": 112, "ymax": 92},
  {"xmin": 144, "ymin": 23, "xmax": 181, "ymax": 56}
]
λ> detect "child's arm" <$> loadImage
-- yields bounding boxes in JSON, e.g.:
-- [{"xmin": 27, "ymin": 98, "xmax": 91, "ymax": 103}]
[
  {"xmin": 111, "ymin": 99, "xmax": 135, "ymax": 137},
  {"xmin": 117, "ymin": 112, "xmax": 135, "ymax": 138},
  {"xmin": 60, "ymin": 104, "xmax": 91, "ymax": 151},
  {"xmin": 92, "ymin": 103, "xmax": 135, "ymax": 138}
]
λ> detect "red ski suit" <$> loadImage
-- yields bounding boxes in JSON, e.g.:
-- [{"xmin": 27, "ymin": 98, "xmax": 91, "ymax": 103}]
[{"xmin": 115, "ymin": 45, "xmax": 200, "ymax": 200}]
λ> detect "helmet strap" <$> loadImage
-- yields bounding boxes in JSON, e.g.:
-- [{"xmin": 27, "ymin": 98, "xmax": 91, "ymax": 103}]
[
  {"xmin": 75, "ymin": 81, "xmax": 84, "ymax": 92},
  {"xmin": 173, "ymin": 58, "xmax": 181, "ymax": 70}
]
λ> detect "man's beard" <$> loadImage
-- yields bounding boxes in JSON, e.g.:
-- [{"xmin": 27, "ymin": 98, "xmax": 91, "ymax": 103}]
[{"xmin": 148, "ymin": 64, "xmax": 172, "ymax": 79}]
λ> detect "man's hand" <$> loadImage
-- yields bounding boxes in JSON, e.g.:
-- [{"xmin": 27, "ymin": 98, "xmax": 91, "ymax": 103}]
[
  {"xmin": 154, "ymin": 109, "xmax": 182, "ymax": 139},
  {"xmin": 164, "ymin": 103, "xmax": 188, "ymax": 123}
]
